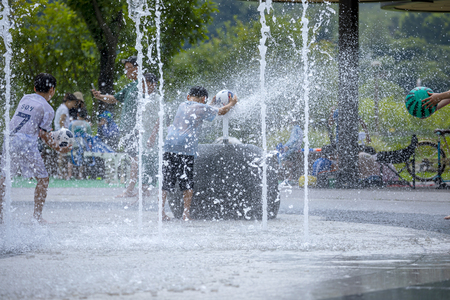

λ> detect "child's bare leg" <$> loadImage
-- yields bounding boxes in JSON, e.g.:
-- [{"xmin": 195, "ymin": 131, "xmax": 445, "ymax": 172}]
[
  {"xmin": 128, "ymin": 184, "xmax": 151, "ymax": 206},
  {"xmin": 161, "ymin": 190, "xmax": 170, "ymax": 221},
  {"xmin": 67, "ymin": 161, "xmax": 73, "ymax": 180},
  {"xmin": 34, "ymin": 177, "xmax": 49, "ymax": 223},
  {"xmin": 182, "ymin": 189, "xmax": 193, "ymax": 221},
  {"xmin": 445, "ymin": 215, "xmax": 450, "ymax": 220},
  {"xmin": 79, "ymin": 166, "xmax": 84, "ymax": 180},
  {"xmin": 57, "ymin": 153, "xmax": 65, "ymax": 179},
  {"xmin": 116, "ymin": 156, "xmax": 138, "ymax": 197},
  {"xmin": 142, "ymin": 184, "xmax": 151, "ymax": 197}
]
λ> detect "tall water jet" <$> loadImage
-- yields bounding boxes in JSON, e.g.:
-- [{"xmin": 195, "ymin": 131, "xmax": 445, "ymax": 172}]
[
  {"xmin": 257, "ymin": 0, "xmax": 272, "ymax": 231},
  {"xmin": 155, "ymin": 0, "xmax": 165, "ymax": 236},
  {"xmin": 127, "ymin": 0, "xmax": 145, "ymax": 230},
  {"xmin": 1, "ymin": 0, "xmax": 13, "ymax": 232},
  {"xmin": 222, "ymin": 116, "xmax": 229, "ymax": 144},
  {"xmin": 300, "ymin": 0, "xmax": 310, "ymax": 241}
]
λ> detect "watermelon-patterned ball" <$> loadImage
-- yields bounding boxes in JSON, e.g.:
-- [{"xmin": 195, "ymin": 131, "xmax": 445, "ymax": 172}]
[{"xmin": 405, "ymin": 87, "xmax": 436, "ymax": 119}]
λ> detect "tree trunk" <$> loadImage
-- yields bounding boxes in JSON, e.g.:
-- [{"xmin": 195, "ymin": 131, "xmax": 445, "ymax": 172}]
[{"xmin": 96, "ymin": 45, "xmax": 117, "ymax": 115}]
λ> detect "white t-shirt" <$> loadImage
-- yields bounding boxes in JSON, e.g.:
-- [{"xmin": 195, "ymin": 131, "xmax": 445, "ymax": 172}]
[
  {"xmin": 10, "ymin": 93, "xmax": 54, "ymax": 139},
  {"xmin": 54, "ymin": 103, "xmax": 69, "ymax": 130},
  {"xmin": 164, "ymin": 101, "xmax": 218, "ymax": 157},
  {"xmin": 142, "ymin": 93, "xmax": 160, "ymax": 151}
]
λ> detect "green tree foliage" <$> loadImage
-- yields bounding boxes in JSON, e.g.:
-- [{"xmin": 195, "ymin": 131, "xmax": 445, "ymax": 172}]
[
  {"xmin": 395, "ymin": 13, "xmax": 450, "ymax": 46},
  {"xmin": 9, "ymin": 0, "xmax": 97, "ymax": 109},
  {"xmin": 360, "ymin": 5, "xmax": 450, "ymax": 94},
  {"xmin": 0, "ymin": 0, "xmax": 216, "ymax": 119},
  {"xmin": 357, "ymin": 5, "xmax": 450, "ymax": 142},
  {"xmin": 205, "ymin": 0, "xmax": 258, "ymax": 39},
  {"xmin": 65, "ymin": 0, "xmax": 126, "ymax": 95},
  {"xmin": 360, "ymin": 95, "xmax": 450, "ymax": 138},
  {"xmin": 168, "ymin": 18, "xmax": 260, "ymax": 87},
  {"xmin": 167, "ymin": 9, "xmax": 338, "ymax": 145},
  {"xmin": 65, "ymin": 0, "xmax": 216, "ymax": 95}
]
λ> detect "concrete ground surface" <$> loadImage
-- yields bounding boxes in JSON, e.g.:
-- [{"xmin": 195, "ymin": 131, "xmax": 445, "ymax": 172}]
[{"xmin": 1, "ymin": 185, "xmax": 450, "ymax": 299}]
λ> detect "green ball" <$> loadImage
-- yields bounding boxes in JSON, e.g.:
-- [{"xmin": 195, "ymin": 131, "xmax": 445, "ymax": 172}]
[{"xmin": 405, "ymin": 87, "xmax": 436, "ymax": 119}]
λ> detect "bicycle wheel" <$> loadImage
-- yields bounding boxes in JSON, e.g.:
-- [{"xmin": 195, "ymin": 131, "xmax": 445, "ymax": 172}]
[{"xmin": 407, "ymin": 141, "xmax": 446, "ymax": 181}]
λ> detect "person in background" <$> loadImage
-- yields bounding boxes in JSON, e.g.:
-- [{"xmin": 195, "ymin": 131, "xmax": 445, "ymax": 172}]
[
  {"xmin": 0, "ymin": 73, "xmax": 71, "ymax": 223},
  {"xmin": 92, "ymin": 56, "xmax": 159, "ymax": 197},
  {"xmin": 69, "ymin": 91, "xmax": 86, "ymax": 121},
  {"xmin": 92, "ymin": 56, "xmax": 141, "ymax": 197},
  {"xmin": 69, "ymin": 107, "xmax": 92, "ymax": 136},
  {"xmin": 54, "ymin": 93, "xmax": 79, "ymax": 178},
  {"xmin": 142, "ymin": 73, "xmax": 160, "ymax": 196},
  {"xmin": 127, "ymin": 72, "xmax": 160, "ymax": 205},
  {"xmin": 55, "ymin": 93, "xmax": 78, "ymax": 130},
  {"xmin": 68, "ymin": 107, "xmax": 92, "ymax": 180},
  {"xmin": 97, "ymin": 110, "xmax": 120, "ymax": 151},
  {"xmin": 278, "ymin": 119, "xmax": 303, "ymax": 185}
]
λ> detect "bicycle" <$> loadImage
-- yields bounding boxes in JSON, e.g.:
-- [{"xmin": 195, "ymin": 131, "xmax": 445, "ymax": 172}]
[{"xmin": 407, "ymin": 129, "xmax": 450, "ymax": 186}]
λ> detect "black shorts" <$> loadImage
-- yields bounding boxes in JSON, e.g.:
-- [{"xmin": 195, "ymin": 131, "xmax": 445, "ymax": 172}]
[{"xmin": 162, "ymin": 152, "xmax": 195, "ymax": 192}]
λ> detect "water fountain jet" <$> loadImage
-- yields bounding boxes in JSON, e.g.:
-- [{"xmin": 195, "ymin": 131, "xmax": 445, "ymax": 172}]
[{"xmin": 1, "ymin": 0, "xmax": 13, "ymax": 234}]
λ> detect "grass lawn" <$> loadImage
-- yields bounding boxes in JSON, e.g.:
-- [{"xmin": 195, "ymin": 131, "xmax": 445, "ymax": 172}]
[{"xmin": 11, "ymin": 177, "xmax": 126, "ymax": 188}]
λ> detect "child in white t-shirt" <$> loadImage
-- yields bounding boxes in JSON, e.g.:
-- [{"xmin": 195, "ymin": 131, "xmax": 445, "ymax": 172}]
[
  {"xmin": 0, "ymin": 73, "xmax": 71, "ymax": 223},
  {"xmin": 68, "ymin": 107, "xmax": 92, "ymax": 180},
  {"xmin": 54, "ymin": 93, "xmax": 79, "ymax": 178},
  {"xmin": 161, "ymin": 86, "xmax": 237, "ymax": 221},
  {"xmin": 54, "ymin": 93, "xmax": 78, "ymax": 130}
]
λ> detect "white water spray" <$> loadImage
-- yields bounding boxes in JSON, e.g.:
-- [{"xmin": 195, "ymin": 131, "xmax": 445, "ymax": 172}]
[
  {"xmin": 222, "ymin": 116, "xmax": 229, "ymax": 144},
  {"xmin": 1, "ymin": 0, "xmax": 13, "ymax": 234},
  {"xmin": 128, "ymin": 0, "xmax": 146, "ymax": 231},
  {"xmin": 155, "ymin": 0, "xmax": 165, "ymax": 237},
  {"xmin": 300, "ymin": 0, "xmax": 310, "ymax": 241},
  {"xmin": 128, "ymin": 0, "xmax": 164, "ymax": 235},
  {"xmin": 258, "ymin": 0, "xmax": 271, "ymax": 230}
]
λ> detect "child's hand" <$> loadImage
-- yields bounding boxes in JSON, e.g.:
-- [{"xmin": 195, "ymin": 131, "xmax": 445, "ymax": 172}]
[
  {"xmin": 58, "ymin": 145, "xmax": 72, "ymax": 154},
  {"xmin": 91, "ymin": 89, "xmax": 102, "ymax": 100},
  {"xmin": 229, "ymin": 94, "xmax": 238, "ymax": 106},
  {"xmin": 422, "ymin": 91, "xmax": 441, "ymax": 109}
]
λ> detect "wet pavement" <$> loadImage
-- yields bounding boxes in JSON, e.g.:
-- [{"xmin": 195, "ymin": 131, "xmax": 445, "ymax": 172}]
[
  {"xmin": 0, "ymin": 185, "xmax": 449, "ymax": 299},
  {"xmin": 280, "ymin": 187, "xmax": 450, "ymax": 234}
]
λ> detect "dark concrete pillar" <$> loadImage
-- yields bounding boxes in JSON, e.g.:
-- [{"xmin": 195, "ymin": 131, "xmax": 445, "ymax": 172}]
[{"xmin": 337, "ymin": 0, "xmax": 359, "ymax": 187}]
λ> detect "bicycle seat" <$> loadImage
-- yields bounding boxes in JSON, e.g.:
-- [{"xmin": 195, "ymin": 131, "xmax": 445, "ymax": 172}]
[{"xmin": 434, "ymin": 129, "xmax": 450, "ymax": 135}]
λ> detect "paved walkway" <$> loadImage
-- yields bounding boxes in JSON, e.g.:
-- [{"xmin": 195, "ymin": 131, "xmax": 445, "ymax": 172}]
[{"xmin": 0, "ymin": 185, "xmax": 449, "ymax": 299}]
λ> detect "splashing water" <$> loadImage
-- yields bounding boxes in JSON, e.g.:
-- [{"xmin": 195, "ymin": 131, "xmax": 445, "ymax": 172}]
[
  {"xmin": 1, "ymin": 0, "xmax": 13, "ymax": 244},
  {"xmin": 301, "ymin": 1, "xmax": 335, "ymax": 242},
  {"xmin": 301, "ymin": 0, "xmax": 310, "ymax": 242},
  {"xmin": 258, "ymin": 0, "xmax": 272, "ymax": 231},
  {"xmin": 155, "ymin": 0, "xmax": 165, "ymax": 238},
  {"xmin": 127, "ymin": 0, "xmax": 146, "ymax": 232},
  {"xmin": 222, "ymin": 115, "xmax": 229, "ymax": 144},
  {"xmin": 127, "ymin": 0, "xmax": 166, "ymax": 237}
]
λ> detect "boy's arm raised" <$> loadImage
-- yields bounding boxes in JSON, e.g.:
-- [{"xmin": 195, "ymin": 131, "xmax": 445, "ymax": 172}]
[
  {"xmin": 218, "ymin": 94, "xmax": 238, "ymax": 116},
  {"xmin": 91, "ymin": 89, "xmax": 118, "ymax": 104}
]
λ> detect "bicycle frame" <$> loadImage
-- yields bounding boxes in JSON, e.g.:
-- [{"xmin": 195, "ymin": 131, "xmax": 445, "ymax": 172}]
[{"xmin": 435, "ymin": 131, "xmax": 450, "ymax": 186}]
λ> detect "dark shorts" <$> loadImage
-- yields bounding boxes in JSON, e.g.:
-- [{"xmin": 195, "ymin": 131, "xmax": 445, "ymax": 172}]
[{"xmin": 162, "ymin": 152, "xmax": 194, "ymax": 192}]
